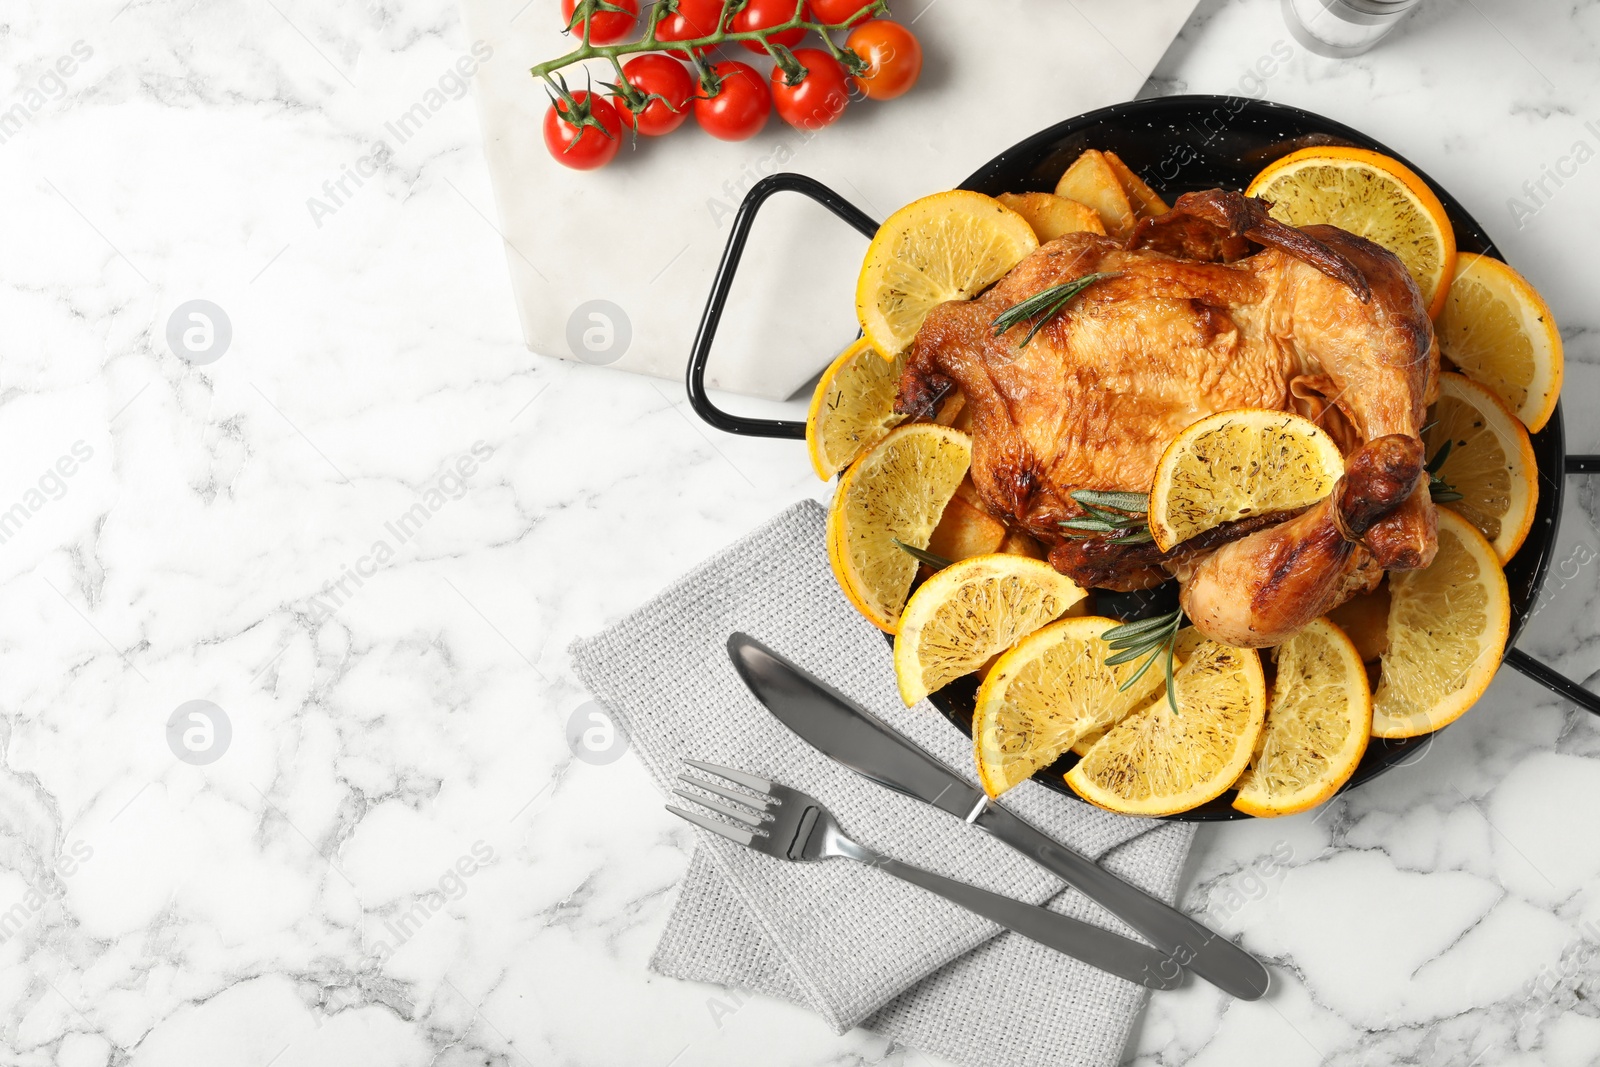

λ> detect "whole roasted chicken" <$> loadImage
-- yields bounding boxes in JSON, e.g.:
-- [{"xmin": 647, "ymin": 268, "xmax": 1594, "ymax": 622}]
[{"xmin": 896, "ymin": 190, "xmax": 1439, "ymax": 648}]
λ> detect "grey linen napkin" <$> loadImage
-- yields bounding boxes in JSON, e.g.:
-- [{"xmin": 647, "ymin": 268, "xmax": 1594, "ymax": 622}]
[{"xmin": 570, "ymin": 500, "xmax": 1196, "ymax": 1067}]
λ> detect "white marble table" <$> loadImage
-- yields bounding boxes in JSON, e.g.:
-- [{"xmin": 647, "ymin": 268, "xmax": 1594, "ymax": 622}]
[{"xmin": 4, "ymin": 0, "xmax": 1600, "ymax": 1065}]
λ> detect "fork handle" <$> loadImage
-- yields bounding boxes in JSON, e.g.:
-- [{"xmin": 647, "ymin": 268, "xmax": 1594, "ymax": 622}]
[{"xmin": 865, "ymin": 855, "xmax": 1182, "ymax": 991}]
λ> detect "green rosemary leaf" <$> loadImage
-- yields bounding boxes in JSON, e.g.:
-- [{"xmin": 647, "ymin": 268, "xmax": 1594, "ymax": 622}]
[
  {"xmin": 1106, "ymin": 626, "xmax": 1175, "ymax": 650},
  {"xmin": 1104, "ymin": 609, "xmax": 1185, "ymax": 708},
  {"xmin": 1107, "ymin": 627, "xmax": 1180, "ymax": 653},
  {"xmin": 1164, "ymin": 634, "xmax": 1180, "ymax": 715},
  {"xmin": 1118, "ymin": 647, "xmax": 1163, "ymax": 689},
  {"xmin": 991, "ymin": 272, "xmax": 1119, "ymax": 349},
  {"xmin": 1106, "ymin": 616, "xmax": 1177, "ymax": 644},
  {"xmin": 893, "ymin": 539, "xmax": 952, "ymax": 570},
  {"xmin": 1105, "ymin": 632, "xmax": 1156, "ymax": 650},
  {"xmin": 1070, "ymin": 489, "xmax": 1150, "ymax": 515},
  {"xmin": 991, "ymin": 283, "xmax": 1080, "ymax": 332},
  {"xmin": 1427, "ymin": 436, "xmax": 1464, "ymax": 502},
  {"xmin": 1017, "ymin": 303, "xmax": 1071, "ymax": 348},
  {"xmin": 1104, "ymin": 638, "xmax": 1165, "ymax": 658},
  {"xmin": 1104, "ymin": 644, "xmax": 1153, "ymax": 667},
  {"xmin": 1059, "ymin": 517, "xmax": 1119, "ymax": 533},
  {"xmin": 1103, "ymin": 609, "xmax": 1181, "ymax": 643},
  {"xmin": 1062, "ymin": 489, "xmax": 1152, "ymax": 543},
  {"xmin": 1074, "ymin": 502, "xmax": 1129, "ymax": 525},
  {"xmin": 1426, "ymin": 437, "xmax": 1454, "ymax": 474}
]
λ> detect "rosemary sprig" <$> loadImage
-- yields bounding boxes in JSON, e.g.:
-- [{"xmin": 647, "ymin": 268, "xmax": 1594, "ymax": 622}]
[
  {"xmin": 1102, "ymin": 608, "xmax": 1183, "ymax": 715},
  {"xmin": 991, "ymin": 272, "xmax": 1120, "ymax": 349},
  {"xmin": 894, "ymin": 539, "xmax": 952, "ymax": 570},
  {"xmin": 1059, "ymin": 488, "xmax": 1153, "ymax": 545},
  {"xmin": 1071, "ymin": 489, "xmax": 1151, "ymax": 512},
  {"xmin": 1426, "ymin": 437, "xmax": 1464, "ymax": 503}
]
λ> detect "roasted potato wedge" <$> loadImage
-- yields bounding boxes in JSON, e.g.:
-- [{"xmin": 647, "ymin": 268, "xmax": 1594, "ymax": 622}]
[
  {"xmin": 926, "ymin": 478, "xmax": 1008, "ymax": 561},
  {"xmin": 932, "ymin": 391, "xmax": 966, "ymax": 427},
  {"xmin": 996, "ymin": 192, "xmax": 1107, "ymax": 243},
  {"xmin": 927, "ymin": 492, "xmax": 1008, "ymax": 563},
  {"xmin": 1054, "ymin": 149, "xmax": 1136, "ymax": 238},
  {"xmin": 1103, "ymin": 150, "xmax": 1170, "ymax": 220},
  {"xmin": 1326, "ymin": 581, "xmax": 1391, "ymax": 663},
  {"xmin": 949, "ymin": 397, "xmax": 975, "ymax": 434},
  {"xmin": 999, "ymin": 530, "xmax": 1047, "ymax": 561}
]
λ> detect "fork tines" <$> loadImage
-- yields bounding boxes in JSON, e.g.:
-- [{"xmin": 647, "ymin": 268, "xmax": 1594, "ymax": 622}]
[{"xmin": 666, "ymin": 759, "xmax": 779, "ymax": 846}]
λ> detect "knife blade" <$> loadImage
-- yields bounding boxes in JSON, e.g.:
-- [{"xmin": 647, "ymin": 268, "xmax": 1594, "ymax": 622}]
[{"xmin": 727, "ymin": 631, "xmax": 1269, "ymax": 1001}]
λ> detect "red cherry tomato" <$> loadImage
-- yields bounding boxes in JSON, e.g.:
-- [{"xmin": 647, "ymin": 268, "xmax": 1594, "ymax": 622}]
[
  {"xmin": 770, "ymin": 48, "xmax": 849, "ymax": 131},
  {"xmin": 732, "ymin": 0, "xmax": 807, "ymax": 54},
  {"xmin": 808, "ymin": 0, "xmax": 873, "ymax": 26},
  {"xmin": 694, "ymin": 61, "xmax": 770, "ymax": 141},
  {"xmin": 543, "ymin": 90, "xmax": 624, "ymax": 169},
  {"xmin": 655, "ymin": 0, "xmax": 724, "ymax": 56},
  {"xmin": 616, "ymin": 54, "xmax": 695, "ymax": 136},
  {"xmin": 846, "ymin": 19, "xmax": 921, "ymax": 100},
  {"xmin": 561, "ymin": 0, "xmax": 639, "ymax": 44}
]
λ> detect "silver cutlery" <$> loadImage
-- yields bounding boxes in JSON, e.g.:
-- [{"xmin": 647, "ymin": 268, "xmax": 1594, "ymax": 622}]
[
  {"xmin": 667, "ymin": 758, "xmax": 1181, "ymax": 991},
  {"xmin": 725, "ymin": 632, "xmax": 1270, "ymax": 1000}
]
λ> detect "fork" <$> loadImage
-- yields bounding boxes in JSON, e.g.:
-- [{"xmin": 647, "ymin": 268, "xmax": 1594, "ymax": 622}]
[{"xmin": 667, "ymin": 759, "xmax": 1181, "ymax": 991}]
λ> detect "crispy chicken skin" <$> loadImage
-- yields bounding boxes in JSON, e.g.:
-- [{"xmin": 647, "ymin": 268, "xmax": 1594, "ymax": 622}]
[{"xmin": 896, "ymin": 190, "xmax": 1439, "ymax": 647}]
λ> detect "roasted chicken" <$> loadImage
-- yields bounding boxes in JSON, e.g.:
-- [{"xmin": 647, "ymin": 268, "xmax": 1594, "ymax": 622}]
[{"xmin": 896, "ymin": 190, "xmax": 1439, "ymax": 647}]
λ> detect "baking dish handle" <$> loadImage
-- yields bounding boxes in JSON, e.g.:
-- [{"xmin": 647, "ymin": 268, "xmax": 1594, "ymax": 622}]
[
  {"xmin": 686, "ymin": 172, "xmax": 880, "ymax": 439},
  {"xmin": 1503, "ymin": 453, "xmax": 1600, "ymax": 716}
]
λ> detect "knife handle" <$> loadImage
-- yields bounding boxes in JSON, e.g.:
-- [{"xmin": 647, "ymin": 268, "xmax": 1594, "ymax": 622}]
[
  {"xmin": 866, "ymin": 855, "xmax": 1181, "ymax": 991},
  {"xmin": 974, "ymin": 805, "xmax": 1270, "ymax": 1000}
]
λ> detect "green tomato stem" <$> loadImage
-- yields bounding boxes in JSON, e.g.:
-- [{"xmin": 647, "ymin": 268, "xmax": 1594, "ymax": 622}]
[{"xmin": 530, "ymin": 5, "xmax": 879, "ymax": 83}]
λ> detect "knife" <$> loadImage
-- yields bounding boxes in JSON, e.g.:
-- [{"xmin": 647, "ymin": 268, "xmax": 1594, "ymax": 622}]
[{"xmin": 727, "ymin": 632, "xmax": 1270, "ymax": 1001}]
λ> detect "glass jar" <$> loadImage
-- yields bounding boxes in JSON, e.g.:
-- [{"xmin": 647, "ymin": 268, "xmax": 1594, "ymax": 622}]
[{"xmin": 1282, "ymin": 0, "xmax": 1422, "ymax": 58}]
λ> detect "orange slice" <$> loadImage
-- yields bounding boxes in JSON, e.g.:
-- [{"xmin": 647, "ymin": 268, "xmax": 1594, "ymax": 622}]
[
  {"xmin": 1424, "ymin": 372, "xmax": 1538, "ymax": 563},
  {"xmin": 893, "ymin": 554, "xmax": 1085, "ymax": 706},
  {"xmin": 971, "ymin": 616, "xmax": 1168, "ymax": 798},
  {"xmin": 1066, "ymin": 629, "xmax": 1267, "ymax": 817},
  {"xmin": 826, "ymin": 424, "xmax": 971, "ymax": 632},
  {"xmin": 1370, "ymin": 510, "xmax": 1510, "ymax": 739},
  {"xmin": 806, "ymin": 337, "xmax": 906, "ymax": 480},
  {"xmin": 855, "ymin": 190, "xmax": 1038, "ymax": 357},
  {"xmin": 1232, "ymin": 618, "xmax": 1371, "ymax": 817},
  {"xmin": 1247, "ymin": 146, "xmax": 1456, "ymax": 318},
  {"xmin": 1435, "ymin": 252, "xmax": 1563, "ymax": 433},
  {"xmin": 1148, "ymin": 409, "xmax": 1345, "ymax": 552}
]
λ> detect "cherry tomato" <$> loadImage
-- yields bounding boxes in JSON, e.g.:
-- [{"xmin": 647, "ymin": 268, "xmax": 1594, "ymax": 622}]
[
  {"xmin": 694, "ymin": 61, "xmax": 770, "ymax": 141},
  {"xmin": 808, "ymin": 0, "xmax": 873, "ymax": 27},
  {"xmin": 846, "ymin": 19, "xmax": 921, "ymax": 100},
  {"xmin": 732, "ymin": 0, "xmax": 807, "ymax": 54},
  {"xmin": 770, "ymin": 48, "xmax": 849, "ymax": 131},
  {"xmin": 655, "ymin": 0, "xmax": 724, "ymax": 56},
  {"xmin": 561, "ymin": 0, "xmax": 638, "ymax": 44},
  {"xmin": 616, "ymin": 54, "xmax": 696, "ymax": 135},
  {"xmin": 543, "ymin": 90, "xmax": 624, "ymax": 169}
]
